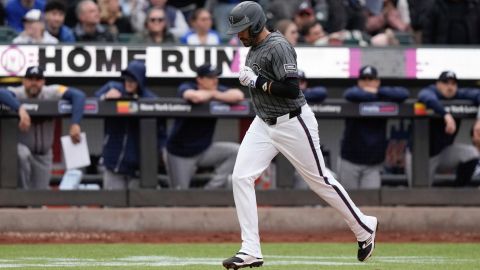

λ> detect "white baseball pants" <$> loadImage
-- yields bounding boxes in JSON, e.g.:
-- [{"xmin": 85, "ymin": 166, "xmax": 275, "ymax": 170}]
[{"xmin": 232, "ymin": 104, "xmax": 377, "ymax": 258}]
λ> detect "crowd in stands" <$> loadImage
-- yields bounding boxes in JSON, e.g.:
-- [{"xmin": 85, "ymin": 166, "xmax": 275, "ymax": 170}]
[{"xmin": 1, "ymin": 0, "xmax": 480, "ymax": 46}]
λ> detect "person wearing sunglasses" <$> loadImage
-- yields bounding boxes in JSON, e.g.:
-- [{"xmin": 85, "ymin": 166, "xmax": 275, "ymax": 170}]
[{"xmin": 130, "ymin": 7, "xmax": 176, "ymax": 44}]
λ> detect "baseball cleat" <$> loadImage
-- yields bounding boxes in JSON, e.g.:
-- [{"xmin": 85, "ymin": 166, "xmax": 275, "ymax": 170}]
[
  {"xmin": 357, "ymin": 218, "xmax": 379, "ymax": 262},
  {"xmin": 222, "ymin": 252, "xmax": 264, "ymax": 269}
]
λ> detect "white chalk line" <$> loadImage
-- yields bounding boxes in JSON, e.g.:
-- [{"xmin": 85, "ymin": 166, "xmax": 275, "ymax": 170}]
[{"xmin": 0, "ymin": 255, "xmax": 477, "ymax": 268}]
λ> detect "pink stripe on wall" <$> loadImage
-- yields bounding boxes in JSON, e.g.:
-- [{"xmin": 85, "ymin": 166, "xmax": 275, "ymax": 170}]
[
  {"xmin": 405, "ymin": 49, "xmax": 417, "ymax": 78},
  {"xmin": 349, "ymin": 48, "xmax": 361, "ymax": 78},
  {"xmin": 230, "ymin": 49, "xmax": 241, "ymax": 72}
]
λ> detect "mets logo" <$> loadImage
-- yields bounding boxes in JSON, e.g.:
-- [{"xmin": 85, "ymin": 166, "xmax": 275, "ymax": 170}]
[
  {"xmin": 0, "ymin": 46, "xmax": 27, "ymax": 76},
  {"xmin": 251, "ymin": 63, "xmax": 262, "ymax": 75}
]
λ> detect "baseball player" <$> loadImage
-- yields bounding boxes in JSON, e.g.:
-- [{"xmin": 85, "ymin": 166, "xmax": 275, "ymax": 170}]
[{"xmin": 222, "ymin": 2, "xmax": 378, "ymax": 269}]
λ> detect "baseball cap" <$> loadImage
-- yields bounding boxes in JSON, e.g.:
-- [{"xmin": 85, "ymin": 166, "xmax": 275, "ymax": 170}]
[
  {"xmin": 438, "ymin": 71, "xmax": 458, "ymax": 83},
  {"xmin": 365, "ymin": 0, "xmax": 383, "ymax": 15},
  {"xmin": 359, "ymin": 65, "xmax": 378, "ymax": 80},
  {"xmin": 196, "ymin": 64, "xmax": 221, "ymax": 77},
  {"xmin": 298, "ymin": 70, "xmax": 306, "ymax": 80},
  {"xmin": 297, "ymin": 1, "xmax": 314, "ymax": 16},
  {"xmin": 23, "ymin": 9, "xmax": 43, "ymax": 22},
  {"xmin": 25, "ymin": 66, "xmax": 44, "ymax": 79}
]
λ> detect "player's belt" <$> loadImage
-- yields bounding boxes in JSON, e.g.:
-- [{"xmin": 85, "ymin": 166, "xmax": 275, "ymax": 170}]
[{"xmin": 263, "ymin": 107, "xmax": 302, "ymax": 125}]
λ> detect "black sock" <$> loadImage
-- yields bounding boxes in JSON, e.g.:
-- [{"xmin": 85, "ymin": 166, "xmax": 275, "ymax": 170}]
[{"xmin": 455, "ymin": 159, "xmax": 478, "ymax": 186}]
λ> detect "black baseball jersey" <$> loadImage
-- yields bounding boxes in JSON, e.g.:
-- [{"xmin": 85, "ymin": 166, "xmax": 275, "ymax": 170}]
[{"xmin": 245, "ymin": 31, "xmax": 306, "ymax": 119}]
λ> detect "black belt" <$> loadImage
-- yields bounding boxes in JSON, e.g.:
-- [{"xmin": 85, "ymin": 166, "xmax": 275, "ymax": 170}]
[{"xmin": 263, "ymin": 107, "xmax": 302, "ymax": 125}]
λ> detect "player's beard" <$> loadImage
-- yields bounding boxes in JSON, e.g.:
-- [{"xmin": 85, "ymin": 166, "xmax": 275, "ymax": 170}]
[{"xmin": 240, "ymin": 36, "xmax": 255, "ymax": 47}]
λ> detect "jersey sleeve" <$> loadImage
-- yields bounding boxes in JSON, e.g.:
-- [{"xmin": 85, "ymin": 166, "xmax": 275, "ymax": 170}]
[
  {"xmin": 177, "ymin": 82, "xmax": 196, "ymax": 98},
  {"xmin": 271, "ymin": 41, "xmax": 298, "ymax": 81}
]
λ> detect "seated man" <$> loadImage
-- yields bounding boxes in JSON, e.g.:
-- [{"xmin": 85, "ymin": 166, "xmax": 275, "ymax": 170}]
[
  {"xmin": 407, "ymin": 71, "xmax": 480, "ymax": 186},
  {"xmin": 166, "ymin": 63, "xmax": 244, "ymax": 189},
  {"xmin": 340, "ymin": 65, "xmax": 409, "ymax": 189},
  {"xmin": 2, "ymin": 66, "xmax": 85, "ymax": 189},
  {"xmin": 95, "ymin": 60, "xmax": 167, "ymax": 190}
]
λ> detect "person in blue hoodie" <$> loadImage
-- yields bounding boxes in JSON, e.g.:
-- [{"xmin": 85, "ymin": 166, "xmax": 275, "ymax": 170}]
[
  {"xmin": 339, "ymin": 65, "xmax": 409, "ymax": 189},
  {"xmin": 95, "ymin": 60, "xmax": 167, "ymax": 190},
  {"xmin": 406, "ymin": 71, "xmax": 480, "ymax": 187}
]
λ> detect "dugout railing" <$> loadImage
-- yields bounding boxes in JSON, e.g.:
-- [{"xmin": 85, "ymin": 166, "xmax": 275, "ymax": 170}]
[{"xmin": 1, "ymin": 98, "xmax": 480, "ymax": 207}]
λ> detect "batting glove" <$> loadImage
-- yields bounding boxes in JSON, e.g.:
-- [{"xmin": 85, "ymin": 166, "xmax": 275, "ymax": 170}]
[{"xmin": 239, "ymin": 66, "xmax": 258, "ymax": 88}]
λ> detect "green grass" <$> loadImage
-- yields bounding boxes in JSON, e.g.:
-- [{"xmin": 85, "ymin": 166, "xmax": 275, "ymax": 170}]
[{"xmin": 0, "ymin": 243, "xmax": 479, "ymax": 269}]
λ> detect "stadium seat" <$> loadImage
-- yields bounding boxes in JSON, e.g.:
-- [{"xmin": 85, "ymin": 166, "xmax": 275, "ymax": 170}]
[{"xmin": 0, "ymin": 26, "xmax": 18, "ymax": 43}]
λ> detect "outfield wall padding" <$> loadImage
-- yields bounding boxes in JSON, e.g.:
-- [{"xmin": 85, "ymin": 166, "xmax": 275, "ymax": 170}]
[{"xmin": 0, "ymin": 207, "xmax": 479, "ymax": 232}]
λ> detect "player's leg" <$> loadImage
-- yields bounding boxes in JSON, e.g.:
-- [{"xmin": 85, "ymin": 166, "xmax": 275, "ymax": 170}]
[
  {"xmin": 273, "ymin": 105, "xmax": 377, "ymax": 253},
  {"xmin": 165, "ymin": 152, "xmax": 198, "ymax": 189},
  {"xmin": 225, "ymin": 117, "xmax": 278, "ymax": 264},
  {"xmin": 359, "ymin": 164, "xmax": 382, "ymax": 189},
  {"xmin": 30, "ymin": 150, "xmax": 53, "ymax": 190},
  {"xmin": 436, "ymin": 144, "xmax": 479, "ymax": 186},
  {"xmin": 17, "ymin": 143, "xmax": 33, "ymax": 189},
  {"xmin": 103, "ymin": 169, "xmax": 128, "ymax": 190},
  {"xmin": 337, "ymin": 158, "xmax": 362, "ymax": 189},
  {"xmin": 197, "ymin": 142, "xmax": 239, "ymax": 189}
]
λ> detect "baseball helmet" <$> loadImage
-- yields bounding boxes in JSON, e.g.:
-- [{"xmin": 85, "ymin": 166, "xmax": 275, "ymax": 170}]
[{"xmin": 226, "ymin": 1, "xmax": 266, "ymax": 36}]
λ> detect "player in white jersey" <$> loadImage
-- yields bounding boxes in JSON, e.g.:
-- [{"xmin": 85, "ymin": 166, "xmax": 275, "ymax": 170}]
[{"xmin": 221, "ymin": 2, "xmax": 378, "ymax": 269}]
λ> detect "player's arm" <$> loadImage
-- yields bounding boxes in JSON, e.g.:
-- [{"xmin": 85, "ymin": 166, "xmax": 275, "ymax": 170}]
[
  {"xmin": 254, "ymin": 76, "xmax": 299, "ymax": 99},
  {"xmin": 61, "ymin": 86, "xmax": 86, "ymax": 143},
  {"xmin": 378, "ymin": 86, "xmax": 410, "ymax": 102},
  {"xmin": 304, "ymin": 86, "xmax": 327, "ymax": 103},
  {"xmin": 213, "ymin": 86, "xmax": 244, "ymax": 103},
  {"xmin": 180, "ymin": 82, "xmax": 214, "ymax": 104},
  {"xmin": 418, "ymin": 86, "xmax": 446, "ymax": 115},
  {"xmin": 0, "ymin": 88, "xmax": 31, "ymax": 131},
  {"xmin": 344, "ymin": 86, "xmax": 377, "ymax": 102}
]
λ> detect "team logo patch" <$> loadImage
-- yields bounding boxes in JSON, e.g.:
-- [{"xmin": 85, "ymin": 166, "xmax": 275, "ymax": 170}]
[{"xmin": 284, "ymin": 64, "xmax": 297, "ymax": 73}]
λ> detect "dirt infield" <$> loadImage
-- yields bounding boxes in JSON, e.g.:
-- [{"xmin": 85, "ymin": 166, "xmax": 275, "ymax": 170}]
[{"xmin": 1, "ymin": 231, "xmax": 480, "ymax": 244}]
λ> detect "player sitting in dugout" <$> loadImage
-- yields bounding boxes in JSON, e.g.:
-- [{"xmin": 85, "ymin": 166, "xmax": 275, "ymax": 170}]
[
  {"xmin": 95, "ymin": 60, "xmax": 167, "ymax": 190},
  {"xmin": 0, "ymin": 66, "xmax": 85, "ymax": 189},
  {"xmin": 406, "ymin": 71, "xmax": 480, "ymax": 187},
  {"xmin": 339, "ymin": 65, "xmax": 409, "ymax": 189}
]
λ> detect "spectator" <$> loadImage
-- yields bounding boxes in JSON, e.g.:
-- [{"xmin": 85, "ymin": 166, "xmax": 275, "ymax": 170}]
[
  {"xmin": 166, "ymin": 63, "xmax": 244, "ymax": 189},
  {"xmin": 205, "ymin": 0, "xmax": 240, "ymax": 42},
  {"xmin": 130, "ymin": 6, "xmax": 176, "ymax": 44},
  {"xmin": 6, "ymin": 0, "xmax": 46, "ymax": 32},
  {"xmin": 13, "ymin": 9, "xmax": 58, "ymax": 44},
  {"xmin": 44, "ymin": 0, "xmax": 75, "ymax": 42},
  {"xmin": 98, "ymin": 0, "xmax": 133, "ymax": 36},
  {"xmin": 276, "ymin": 19, "xmax": 299, "ymax": 46},
  {"xmin": 293, "ymin": 1, "xmax": 316, "ymax": 39},
  {"xmin": 324, "ymin": 0, "xmax": 365, "ymax": 33},
  {"xmin": 423, "ymin": 0, "xmax": 480, "ymax": 44},
  {"xmin": 1, "ymin": 66, "xmax": 86, "ymax": 189},
  {"xmin": 339, "ymin": 65, "xmax": 409, "ymax": 189},
  {"xmin": 95, "ymin": 60, "xmax": 167, "ymax": 190},
  {"xmin": 130, "ymin": 0, "xmax": 189, "ymax": 39},
  {"xmin": 406, "ymin": 71, "xmax": 480, "ymax": 186},
  {"xmin": 181, "ymin": 8, "xmax": 220, "ymax": 45},
  {"xmin": 365, "ymin": 0, "xmax": 410, "ymax": 36},
  {"xmin": 407, "ymin": 0, "xmax": 434, "ymax": 43},
  {"xmin": 300, "ymin": 20, "xmax": 328, "ymax": 45},
  {"xmin": 298, "ymin": 70, "xmax": 327, "ymax": 103},
  {"xmin": 74, "ymin": 0, "xmax": 116, "ymax": 42},
  {"xmin": 0, "ymin": 3, "xmax": 5, "ymax": 26}
]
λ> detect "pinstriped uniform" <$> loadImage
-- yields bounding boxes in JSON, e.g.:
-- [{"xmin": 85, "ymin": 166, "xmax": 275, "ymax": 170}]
[
  {"xmin": 232, "ymin": 31, "xmax": 377, "ymax": 260},
  {"xmin": 245, "ymin": 31, "xmax": 306, "ymax": 120}
]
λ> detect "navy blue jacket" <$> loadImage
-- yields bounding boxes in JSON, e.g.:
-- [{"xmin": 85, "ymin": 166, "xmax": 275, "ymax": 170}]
[
  {"xmin": 419, "ymin": 84, "xmax": 480, "ymax": 156},
  {"xmin": 303, "ymin": 86, "xmax": 327, "ymax": 103},
  {"xmin": 95, "ymin": 61, "xmax": 167, "ymax": 175},
  {"xmin": 341, "ymin": 86, "xmax": 409, "ymax": 165},
  {"xmin": 167, "ymin": 82, "xmax": 228, "ymax": 157}
]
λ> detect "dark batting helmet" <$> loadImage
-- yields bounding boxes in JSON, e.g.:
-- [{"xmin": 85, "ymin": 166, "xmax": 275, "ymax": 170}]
[{"xmin": 226, "ymin": 1, "xmax": 266, "ymax": 36}]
